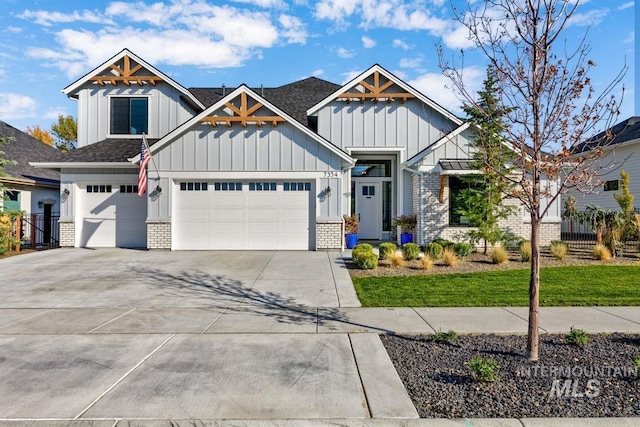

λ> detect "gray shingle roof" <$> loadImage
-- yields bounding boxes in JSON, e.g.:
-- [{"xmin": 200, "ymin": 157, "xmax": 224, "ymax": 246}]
[
  {"xmin": 575, "ymin": 116, "xmax": 640, "ymax": 153},
  {"xmin": 188, "ymin": 76, "xmax": 341, "ymax": 125},
  {"xmin": 0, "ymin": 121, "xmax": 60, "ymax": 183},
  {"xmin": 57, "ymin": 138, "xmax": 159, "ymax": 163}
]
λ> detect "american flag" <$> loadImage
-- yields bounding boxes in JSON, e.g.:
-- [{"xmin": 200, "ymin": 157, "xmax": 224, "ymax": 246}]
[{"xmin": 138, "ymin": 136, "xmax": 151, "ymax": 196}]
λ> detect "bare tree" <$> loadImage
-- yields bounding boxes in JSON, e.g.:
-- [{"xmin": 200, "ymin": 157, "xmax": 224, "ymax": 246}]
[{"xmin": 439, "ymin": 0, "xmax": 625, "ymax": 361}]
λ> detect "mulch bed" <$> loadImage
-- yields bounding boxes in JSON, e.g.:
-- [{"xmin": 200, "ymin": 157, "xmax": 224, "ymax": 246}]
[
  {"xmin": 348, "ymin": 251, "xmax": 640, "ymax": 278},
  {"xmin": 381, "ymin": 333, "xmax": 640, "ymax": 418}
]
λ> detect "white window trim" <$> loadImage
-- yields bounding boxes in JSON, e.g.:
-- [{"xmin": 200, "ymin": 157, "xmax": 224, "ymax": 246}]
[{"xmin": 107, "ymin": 95, "xmax": 151, "ymax": 138}]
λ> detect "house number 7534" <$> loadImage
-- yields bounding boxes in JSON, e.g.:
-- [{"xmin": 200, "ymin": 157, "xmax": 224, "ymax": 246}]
[{"xmin": 323, "ymin": 171, "xmax": 340, "ymax": 177}]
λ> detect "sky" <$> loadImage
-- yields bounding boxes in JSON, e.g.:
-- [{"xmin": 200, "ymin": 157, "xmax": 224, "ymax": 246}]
[{"xmin": 0, "ymin": 0, "xmax": 636, "ymax": 134}]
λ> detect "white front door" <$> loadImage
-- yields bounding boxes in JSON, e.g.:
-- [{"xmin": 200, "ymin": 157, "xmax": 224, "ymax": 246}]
[{"xmin": 357, "ymin": 182, "xmax": 381, "ymax": 239}]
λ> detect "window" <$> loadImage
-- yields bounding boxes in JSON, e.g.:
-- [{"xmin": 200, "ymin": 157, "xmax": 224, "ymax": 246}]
[
  {"xmin": 214, "ymin": 182, "xmax": 242, "ymax": 191},
  {"xmin": 87, "ymin": 185, "xmax": 112, "ymax": 193},
  {"xmin": 6, "ymin": 191, "xmax": 19, "ymax": 201},
  {"xmin": 180, "ymin": 182, "xmax": 208, "ymax": 191},
  {"xmin": 382, "ymin": 182, "xmax": 392, "ymax": 231},
  {"xmin": 604, "ymin": 180, "xmax": 619, "ymax": 192},
  {"xmin": 362, "ymin": 185, "xmax": 375, "ymax": 196},
  {"xmin": 249, "ymin": 182, "xmax": 276, "ymax": 191},
  {"xmin": 283, "ymin": 182, "xmax": 310, "ymax": 191},
  {"xmin": 119, "ymin": 185, "xmax": 139, "ymax": 194},
  {"xmin": 352, "ymin": 160, "xmax": 392, "ymax": 177},
  {"xmin": 449, "ymin": 176, "xmax": 483, "ymax": 226},
  {"xmin": 110, "ymin": 97, "xmax": 148, "ymax": 134}
]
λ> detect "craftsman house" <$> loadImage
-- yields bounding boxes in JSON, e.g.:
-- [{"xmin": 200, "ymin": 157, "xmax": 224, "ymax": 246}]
[{"xmin": 32, "ymin": 49, "xmax": 560, "ymax": 250}]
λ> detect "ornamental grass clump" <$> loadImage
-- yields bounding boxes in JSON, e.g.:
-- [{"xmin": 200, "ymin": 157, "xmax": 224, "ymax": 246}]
[
  {"xmin": 387, "ymin": 252, "xmax": 405, "ymax": 268},
  {"xmin": 453, "ymin": 242, "xmax": 473, "ymax": 258},
  {"xmin": 378, "ymin": 242, "xmax": 397, "ymax": 260},
  {"xmin": 420, "ymin": 255, "xmax": 433, "ymax": 271},
  {"xmin": 402, "ymin": 243, "xmax": 420, "ymax": 261},
  {"xmin": 491, "ymin": 247, "xmax": 509, "ymax": 264},
  {"xmin": 519, "ymin": 240, "xmax": 532, "ymax": 261},
  {"xmin": 423, "ymin": 242, "xmax": 443, "ymax": 260},
  {"xmin": 592, "ymin": 244, "xmax": 611, "ymax": 261},
  {"xmin": 442, "ymin": 248, "xmax": 458, "ymax": 267},
  {"xmin": 549, "ymin": 241, "xmax": 569, "ymax": 260}
]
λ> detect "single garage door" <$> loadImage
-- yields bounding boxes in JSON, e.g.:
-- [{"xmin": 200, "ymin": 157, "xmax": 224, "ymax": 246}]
[
  {"xmin": 78, "ymin": 183, "xmax": 147, "ymax": 248},
  {"xmin": 174, "ymin": 181, "xmax": 313, "ymax": 250}
]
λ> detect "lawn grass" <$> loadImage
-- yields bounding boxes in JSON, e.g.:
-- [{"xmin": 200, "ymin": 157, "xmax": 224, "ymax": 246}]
[{"xmin": 352, "ymin": 265, "xmax": 640, "ymax": 307}]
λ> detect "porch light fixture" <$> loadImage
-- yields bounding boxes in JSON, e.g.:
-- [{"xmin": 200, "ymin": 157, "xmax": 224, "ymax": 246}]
[
  {"xmin": 61, "ymin": 188, "xmax": 70, "ymax": 202},
  {"xmin": 155, "ymin": 185, "xmax": 162, "ymax": 194},
  {"xmin": 324, "ymin": 186, "xmax": 332, "ymax": 196}
]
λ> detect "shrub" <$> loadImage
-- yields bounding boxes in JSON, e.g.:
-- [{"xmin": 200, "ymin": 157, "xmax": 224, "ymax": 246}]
[
  {"xmin": 353, "ymin": 243, "xmax": 373, "ymax": 253},
  {"xmin": 434, "ymin": 238, "xmax": 455, "ymax": 250},
  {"xmin": 378, "ymin": 242, "xmax": 397, "ymax": 260},
  {"xmin": 453, "ymin": 242, "xmax": 473, "ymax": 258},
  {"xmin": 566, "ymin": 327, "xmax": 589, "ymax": 347},
  {"xmin": 387, "ymin": 252, "xmax": 405, "ymax": 268},
  {"xmin": 354, "ymin": 251, "xmax": 378, "ymax": 270},
  {"xmin": 466, "ymin": 357, "xmax": 499, "ymax": 382},
  {"xmin": 519, "ymin": 240, "xmax": 532, "ymax": 262},
  {"xmin": 442, "ymin": 248, "xmax": 458, "ymax": 267},
  {"xmin": 423, "ymin": 242, "xmax": 443, "ymax": 260},
  {"xmin": 402, "ymin": 243, "xmax": 420, "ymax": 261},
  {"xmin": 592, "ymin": 244, "xmax": 611, "ymax": 261},
  {"xmin": 491, "ymin": 247, "xmax": 509, "ymax": 264},
  {"xmin": 632, "ymin": 356, "xmax": 640, "ymax": 377},
  {"xmin": 420, "ymin": 255, "xmax": 433, "ymax": 271},
  {"xmin": 433, "ymin": 330, "xmax": 457, "ymax": 344},
  {"xmin": 549, "ymin": 241, "xmax": 569, "ymax": 260}
]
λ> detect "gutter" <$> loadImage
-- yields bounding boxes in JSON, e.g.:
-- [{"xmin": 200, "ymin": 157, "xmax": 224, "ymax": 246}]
[{"xmin": 403, "ymin": 165, "xmax": 425, "ymax": 247}]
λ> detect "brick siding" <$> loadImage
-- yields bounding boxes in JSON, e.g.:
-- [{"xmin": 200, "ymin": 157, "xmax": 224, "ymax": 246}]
[
  {"xmin": 147, "ymin": 221, "xmax": 171, "ymax": 249},
  {"xmin": 59, "ymin": 220, "xmax": 75, "ymax": 247},
  {"xmin": 316, "ymin": 220, "xmax": 343, "ymax": 249}
]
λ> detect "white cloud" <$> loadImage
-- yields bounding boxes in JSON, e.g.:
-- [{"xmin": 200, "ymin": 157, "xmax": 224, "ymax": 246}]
[
  {"xmin": 408, "ymin": 66, "xmax": 484, "ymax": 115},
  {"xmin": 336, "ymin": 47, "xmax": 355, "ymax": 58},
  {"xmin": 441, "ymin": 23, "xmax": 474, "ymax": 49},
  {"xmin": 618, "ymin": 2, "xmax": 634, "ymax": 11},
  {"xmin": 392, "ymin": 39, "xmax": 411, "ymax": 50},
  {"xmin": 44, "ymin": 107, "xmax": 69, "ymax": 120},
  {"xmin": 567, "ymin": 8, "xmax": 610, "ymax": 27},
  {"xmin": 399, "ymin": 57, "xmax": 422, "ymax": 68},
  {"xmin": 230, "ymin": 0, "xmax": 287, "ymax": 8},
  {"xmin": 624, "ymin": 31, "xmax": 634, "ymax": 44},
  {"xmin": 311, "ymin": 69, "xmax": 324, "ymax": 76},
  {"xmin": 279, "ymin": 14, "xmax": 307, "ymax": 44},
  {"xmin": 341, "ymin": 69, "xmax": 364, "ymax": 84},
  {"xmin": 22, "ymin": 1, "xmax": 308, "ymax": 78},
  {"xmin": 5, "ymin": 26, "xmax": 22, "ymax": 33},
  {"xmin": 314, "ymin": 0, "xmax": 468, "ymax": 48},
  {"xmin": 361, "ymin": 35, "xmax": 376, "ymax": 48},
  {"xmin": 18, "ymin": 9, "xmax": 113, "ymax": 26},
  {"xmin": 0, "ymin": 93, "xmax": 37, "ymax": 120}
]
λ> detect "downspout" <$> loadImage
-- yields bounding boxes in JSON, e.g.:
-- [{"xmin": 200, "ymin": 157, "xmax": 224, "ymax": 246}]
[{"xmin": 403, "ymin": 165, "xmax": 424, "ymax": 247}]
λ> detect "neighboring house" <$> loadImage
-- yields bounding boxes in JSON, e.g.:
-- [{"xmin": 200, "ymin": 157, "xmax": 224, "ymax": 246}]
[
  {"xmin": 0, "ymin": 120, "xmax": 60, "ymax": 215},
  {"xmin": 32, "ymin": 49, "xmax": 560, "ymax": 250},
  {"xmin": 567, "ymin": 116, "xmax": 640, "ymax": 212}
]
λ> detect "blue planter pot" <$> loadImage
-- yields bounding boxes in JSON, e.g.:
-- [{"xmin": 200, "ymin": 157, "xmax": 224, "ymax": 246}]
[
  {"xmin": 345, "ymin": 233, "xmax": 358, "ymax": 249},
  {"xmin": 400, "ymin": 233, "xmax": 413, "ymax": 245}
]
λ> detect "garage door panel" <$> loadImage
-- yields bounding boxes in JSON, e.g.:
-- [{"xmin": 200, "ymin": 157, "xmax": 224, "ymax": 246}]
[
  {"xmin": 80, "ymin": 185, "xmax": 147, "ymax": 248},
  {"xmin": 174, "ymin": 181, "xmax": 312, "ymax": 250}
]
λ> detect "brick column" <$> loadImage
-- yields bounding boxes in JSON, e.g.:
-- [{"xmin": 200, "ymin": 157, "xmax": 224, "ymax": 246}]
[
  {"xmin": 147, "ymin": 221, "xmax": 171, "ymax": 250},
  {"xmin": 316, "ymin": 220, "xmax": 343, "ymax": 250},
  {"xmin": 58, "ymin": 220, "xmax": 75, "ymax": 247}
]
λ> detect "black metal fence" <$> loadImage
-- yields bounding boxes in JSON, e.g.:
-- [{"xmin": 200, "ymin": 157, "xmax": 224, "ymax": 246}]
[
  {"xmin": 20, "ymin": 214, "xmax": 60, "ymax": 250},
  {"xmin": 561, "ymin": 218, "xmax": 638, "ymax": 251}
]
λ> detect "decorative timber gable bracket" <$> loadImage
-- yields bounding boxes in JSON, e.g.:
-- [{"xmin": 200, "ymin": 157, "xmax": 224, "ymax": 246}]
[
  {"xmin": 199, "ymin": 92, "xmax": 285, "ymax": 127},
  {"xmin": 338, "ymin": 71, "xmax": 416, "ymax": 104},
  {"xmin": 90, "ymin": 55, "xmax": 163, "ymax": 86}
]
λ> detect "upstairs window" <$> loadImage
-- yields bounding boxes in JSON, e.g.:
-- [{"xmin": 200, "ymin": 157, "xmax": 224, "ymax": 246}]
[{"xmin": 111, "ymin": 97, "xmax": 148, "ymax": 135}]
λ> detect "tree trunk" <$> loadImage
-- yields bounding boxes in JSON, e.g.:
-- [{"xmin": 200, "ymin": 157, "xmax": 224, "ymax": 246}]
[
  {"xmin": 527, "ymin": 215, "xmax": 541, "ymax": 361},
  {"xmin": 483, "ymin": 239, "xmax": 488, "ymax": 255}
]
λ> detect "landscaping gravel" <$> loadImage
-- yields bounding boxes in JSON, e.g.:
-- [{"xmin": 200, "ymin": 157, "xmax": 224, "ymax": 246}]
[{"xmin": 381, "ymin": 333, "xmax": 640, "ymax": 418}]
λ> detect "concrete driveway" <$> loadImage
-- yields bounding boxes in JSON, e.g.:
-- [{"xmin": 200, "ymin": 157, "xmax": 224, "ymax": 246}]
[{"xmin": 0, "ymin": 249, "xmax": 416, "ymax": 422}]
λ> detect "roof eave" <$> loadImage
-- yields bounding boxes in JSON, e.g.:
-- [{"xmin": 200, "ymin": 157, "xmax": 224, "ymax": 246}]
[{"xmin": 30, "ymin": 162, "xmax": 137, "ymax": 170}]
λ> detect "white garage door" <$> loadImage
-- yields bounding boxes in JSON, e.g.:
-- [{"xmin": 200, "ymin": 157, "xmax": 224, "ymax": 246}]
[
  {"xmin": 174, "ymin": 181, "xmax": 312, "ymax": 250},
  {"xmin": 78, "ymin": 184, "xmax": 147, "ymax": 248}
]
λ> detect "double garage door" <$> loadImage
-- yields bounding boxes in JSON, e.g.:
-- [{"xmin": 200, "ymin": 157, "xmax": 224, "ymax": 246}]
[
  {"xmin": 79, "ymin": 183, "xmax": 147, "ymax": 248},
  {"xmin": 174, "ymin": 181, "xmax": 313, "ymax": 250}
]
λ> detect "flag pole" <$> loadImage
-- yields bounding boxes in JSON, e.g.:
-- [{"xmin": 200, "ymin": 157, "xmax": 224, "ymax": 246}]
[{"xmin": 142, "ymin": 133, "xmax": 162, "ymax": 193}]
